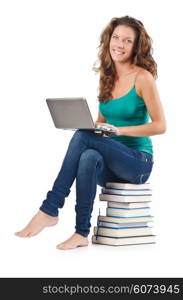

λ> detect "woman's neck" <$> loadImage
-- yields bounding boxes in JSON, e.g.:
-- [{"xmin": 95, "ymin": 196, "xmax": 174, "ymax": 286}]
[{"xmin": 115, "ymin": 61, "xmax": 136, "ymax": 79}]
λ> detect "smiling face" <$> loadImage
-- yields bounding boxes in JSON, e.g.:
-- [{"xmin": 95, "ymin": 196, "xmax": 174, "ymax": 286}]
[{"xmin": 109, "ymin": 25, "xmax": 137, "ymax": 64}]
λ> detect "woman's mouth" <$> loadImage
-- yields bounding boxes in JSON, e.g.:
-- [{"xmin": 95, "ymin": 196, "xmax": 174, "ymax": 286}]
[{"xmin": 113, "ymin": 50, "xmax": 125, "ymax": 55}]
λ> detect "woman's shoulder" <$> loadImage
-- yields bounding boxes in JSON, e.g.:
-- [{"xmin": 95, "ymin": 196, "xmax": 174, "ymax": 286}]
[
  {"xmin": 136, "ymin": 67, "xmax": 154, "ymax": 82},
  {"xmin": 135, "ymin": 68, "xmax": 155, "ymax": 98}
]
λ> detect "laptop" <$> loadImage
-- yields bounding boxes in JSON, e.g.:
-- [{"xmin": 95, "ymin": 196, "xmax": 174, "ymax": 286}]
[{"xmin": 46, "ymin": 97, "xmax": 116, "ymax": 134}]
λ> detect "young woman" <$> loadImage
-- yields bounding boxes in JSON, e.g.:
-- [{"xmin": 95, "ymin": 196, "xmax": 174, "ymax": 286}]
[{"xmin": 15, "ymin": 16, "xmax": 166, "ymax": 250}]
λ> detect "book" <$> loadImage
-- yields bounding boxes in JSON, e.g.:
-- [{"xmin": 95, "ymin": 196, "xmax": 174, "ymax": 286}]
[
  {"xmin": 102, "ymin": 187, "xmax": 152, "ymax": 196},
  {"xmin": 99, "ymin": 193, "xmax": 151, "ymax": 203},
  {"xmin": 98, "ymin": 215, "xmax": 154, "ymax": 224},
  {"xmin": 98, "ymin": 221, "xmax": 149, "ymax": 228},
  {"xmin": 107, "ymin": 201, "xmax": 151, "ymax": 209},
  {"xmin": 106, "ymin": 182, "xmax": 151, "ymax": 190},
  {"xmin": 92, "ymin": 234, "xmax": 156, "ymax": 246},
  {"xmin": 94, "ymin": 226, "xmax": 153, "ymax": 237},
  {"xmin": 106, "ymin": 207, "xmax": 150, "ymax": 217},
  {"xmin": 93, "ymin": 181, "xmax": 155, "ymax": 247}
]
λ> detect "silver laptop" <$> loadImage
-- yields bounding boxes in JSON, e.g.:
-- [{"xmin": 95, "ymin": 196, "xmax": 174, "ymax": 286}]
[{"xmin": 46, "ymin": 97, "xmax": 116, "ymax": 134}]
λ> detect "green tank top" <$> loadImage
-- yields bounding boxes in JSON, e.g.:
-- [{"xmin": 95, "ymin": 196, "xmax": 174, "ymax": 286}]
[{"xmin": 99, "ymin": 85, "xmax": 153, "ymax": 155}]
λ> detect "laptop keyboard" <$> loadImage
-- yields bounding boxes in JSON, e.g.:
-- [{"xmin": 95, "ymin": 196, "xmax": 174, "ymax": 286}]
[{"xmin": 95, "ymin": 125, "xmax": 116, "ymax": 133}]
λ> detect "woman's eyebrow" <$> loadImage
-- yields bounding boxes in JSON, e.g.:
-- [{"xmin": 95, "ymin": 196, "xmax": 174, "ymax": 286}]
[{"xmin": 112, "ymin": 33, "xmax": 134, "ymax": 39}]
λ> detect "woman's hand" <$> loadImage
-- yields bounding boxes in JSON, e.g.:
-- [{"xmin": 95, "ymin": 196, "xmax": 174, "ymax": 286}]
[{"xmin": 95, "ymin": 122, "xmax": 121, "ymax": 136}]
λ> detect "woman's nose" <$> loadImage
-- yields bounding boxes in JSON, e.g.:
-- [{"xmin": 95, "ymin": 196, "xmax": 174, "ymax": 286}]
[{"xmin": 116, "ymin": 40, "xmax": 124, "ymax": 48}]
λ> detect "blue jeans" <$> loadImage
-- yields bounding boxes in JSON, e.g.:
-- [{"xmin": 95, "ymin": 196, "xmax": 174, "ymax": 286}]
[{"xmin": 40, "ymin": 130, "xmax": 154, "ymax": 237}]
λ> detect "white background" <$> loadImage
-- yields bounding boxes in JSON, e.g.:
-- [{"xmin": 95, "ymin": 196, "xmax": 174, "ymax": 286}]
[{"xmin": 0, "ymin": 0, "xmax": 183, "ymax": 277}]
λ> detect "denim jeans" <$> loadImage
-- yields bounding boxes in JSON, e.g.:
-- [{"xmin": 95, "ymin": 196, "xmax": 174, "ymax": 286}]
[{"xmin": 40, "ymin": 130, "xmax": 154, "ymax": 237}]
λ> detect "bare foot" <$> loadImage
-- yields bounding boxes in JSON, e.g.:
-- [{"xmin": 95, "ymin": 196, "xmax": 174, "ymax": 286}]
[
  {"xmin": 15, "ymin": 210, "xmax": 58, "ymax": 238},
  {"xmin": 56, "ymin": 233, "xmax": 89, "ymax": 250}
]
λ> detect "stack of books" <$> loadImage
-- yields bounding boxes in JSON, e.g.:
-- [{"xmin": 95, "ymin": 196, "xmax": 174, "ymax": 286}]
[{"xmin": 92, "ymin": 182, "xmax": 155, "ymax": 246}]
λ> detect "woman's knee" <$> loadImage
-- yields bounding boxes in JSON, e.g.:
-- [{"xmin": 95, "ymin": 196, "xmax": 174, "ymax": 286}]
[
  {"xmin": 68, "ymin": 130, "xmax": 86, "ymax": 148},
  {"xmin": 72, "ymin": 129, "xmax": 93, "ymax": 141},
  {"xmin": 79, "ymin": 149, "xmax": 103, "ymax": 168}
]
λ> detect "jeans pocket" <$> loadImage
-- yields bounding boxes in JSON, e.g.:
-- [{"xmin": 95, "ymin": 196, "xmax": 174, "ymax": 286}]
[
  {"xmin": 132, "ymin": 172, "xmax": 151, "ymax": 184},
  {"xmin": 140, "ymin": 151, "xmax": 154, "ymax": 164}
]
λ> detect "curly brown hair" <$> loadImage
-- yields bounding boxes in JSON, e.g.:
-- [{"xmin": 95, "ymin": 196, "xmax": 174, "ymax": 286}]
[{"xmin": 93, "ymin": 16, "xmax": 157, "ymax": 103}]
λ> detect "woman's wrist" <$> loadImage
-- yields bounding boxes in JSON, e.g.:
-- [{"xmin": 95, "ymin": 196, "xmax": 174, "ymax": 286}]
[{"xmin": 118, "ymin": 126, "xmax": 125, "ymax": 135}]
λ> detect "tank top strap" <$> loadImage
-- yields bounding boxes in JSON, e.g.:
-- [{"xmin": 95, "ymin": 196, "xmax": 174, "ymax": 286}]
[{"xmin": 134, "ymin": 70, "xmax": 142, "ymax": 86}]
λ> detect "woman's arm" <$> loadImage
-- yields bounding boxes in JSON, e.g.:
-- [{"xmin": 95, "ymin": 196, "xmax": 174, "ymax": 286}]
[
  {"xmin": 118, "ymin": 70, "xmax": 167, "ymax": 137},
  {"xmin": 95, "ymin": 112, "xmax": 106, "ymax": 126},
  {"xmin": 95, "ymin": 112, "xmax": 121, "ymax": 135}
]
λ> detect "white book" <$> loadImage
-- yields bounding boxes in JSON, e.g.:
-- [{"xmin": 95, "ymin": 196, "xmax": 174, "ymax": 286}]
[
  {"xmin": 98, "ymin": 215, "xmax": 154, "ymax": 224},
  {"xmin": 106, "ymin": 182, "xmax": 151, "ymax": 190},
  {"xmin": 92, "ymin": 234, "xmax": 156, "ymax": 246},
  {"xmin": 94, "ymin": 226, "xmax": 153, "ymax": 237},
  {"xmin": 102, "ymin": 187, "xmax": 152, "ymax": 196},
  {"xmin": 108, "ymin": 201, "xmax": 151, "ymax": 209},
  {"xmin": 107, "ymin": 207, "xmax": 150, "ymax": 217},
  {"xmin": 99, "ymin": 193, "xmax": 151, "ymax": 203}
]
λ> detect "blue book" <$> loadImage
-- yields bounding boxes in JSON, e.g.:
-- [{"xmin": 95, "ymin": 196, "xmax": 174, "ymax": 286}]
[
  {"xmin": 99, "ymin": 193, "xmax": 151, "ymax": 203},
  {"xmin": 102, "ymin": 187, "xmax": 152, "ymax": 196},
  {"xmin": 98, "ymin": 220, "xmax": 149, "ymax": 229}
]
